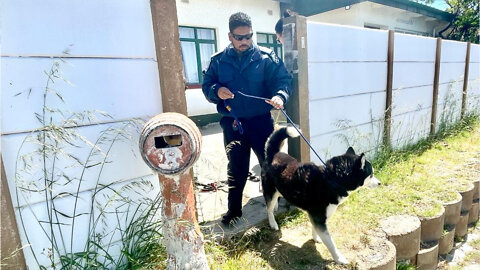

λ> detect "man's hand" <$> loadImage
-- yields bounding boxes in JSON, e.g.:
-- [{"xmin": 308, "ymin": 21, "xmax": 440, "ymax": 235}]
[
  {"xmin": 266, "ymin": 95, "xmax": 284, "ymax": 109},
  {"xmin": 218, "ymin": 87, "xmax": 235, "ymax": 100}
]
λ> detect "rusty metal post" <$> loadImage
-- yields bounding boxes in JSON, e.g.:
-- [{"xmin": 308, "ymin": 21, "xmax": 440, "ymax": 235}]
[
  {"xmin": 461, "ymin": 42, "xmax": 471, "ymax": 119},
  {"xmin": 1, "ymin": 158, "xmax": 27, "ymax": 269},
  {"xmin": 430, "ymin": 38, "xmax": 442, "ymax": 136},
  {"xmin": 150, "ymin": 0, "xmax": 188, "ymax": 115},
  {"xmin": 139, "ymin": 112, "xmax": 209, "ymax": 270},
  {"xmin": 384, "ymin": 30, "xmax": 395, "ymax": 148}
]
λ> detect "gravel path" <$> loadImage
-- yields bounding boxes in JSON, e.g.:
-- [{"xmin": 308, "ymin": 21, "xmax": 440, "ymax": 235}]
[{"xmin": 438, "ymin": 222, "xmax": 480, "ymax": 269}]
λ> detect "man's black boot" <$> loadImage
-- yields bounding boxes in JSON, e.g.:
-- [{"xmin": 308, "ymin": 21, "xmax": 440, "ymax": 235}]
[{"xmin": 221, "ymin": 210, "xmax": 242, "ymax": 225}]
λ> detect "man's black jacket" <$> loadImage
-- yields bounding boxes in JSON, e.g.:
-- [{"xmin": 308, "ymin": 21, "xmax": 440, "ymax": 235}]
[{"xmin": 202, "ymin": 43, "xmax": 292, "ymax": 119}]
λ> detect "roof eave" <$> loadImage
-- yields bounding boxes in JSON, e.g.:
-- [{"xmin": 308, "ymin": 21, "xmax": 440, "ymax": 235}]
[{"xmin": 288, "ymin": 0, "xmax": 453, "ymax": 22}]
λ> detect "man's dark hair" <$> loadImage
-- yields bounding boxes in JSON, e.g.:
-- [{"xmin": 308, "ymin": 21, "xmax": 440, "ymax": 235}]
[
  {"xmin": 275, "ymin": 18, "xmax": 283, "ymax": 35},
  {"xmin": 229, "ymin": 12, "xmax": 252, "ymax": 32},
  {"xmin": 275, "ymin": 10, "xmax": 295, "ymax": 34}
]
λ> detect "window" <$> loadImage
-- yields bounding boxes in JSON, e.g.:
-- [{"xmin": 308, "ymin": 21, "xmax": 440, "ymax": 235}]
[
  {"xmin": 179, "ymin": 26, "xmax": 217, "ymax": 86},
  {"xmin": 256, "ymin": 32, "xmax": 283, "ymax": 60},
  {"xmin": 364, "ymin": 23, "xmax": 387, "ymax": 30},
  {"xmin": 394, "ymin": 27, "xmax": 431, "ymax": 37}
]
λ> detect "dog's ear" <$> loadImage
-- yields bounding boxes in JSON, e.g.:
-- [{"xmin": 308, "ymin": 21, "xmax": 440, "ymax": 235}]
[
  {"xmin": 346, "ymin": 147, "xmax": 355, "ymax": 155},
  {"xmin": 356, "ymin": 154, "xmax": 366, "ymax": 169}
]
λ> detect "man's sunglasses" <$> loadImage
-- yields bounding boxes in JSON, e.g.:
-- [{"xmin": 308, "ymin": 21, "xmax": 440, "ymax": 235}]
[{"xmin": 231, "ymin": 32, "xmax": 253, "ymax": 41}]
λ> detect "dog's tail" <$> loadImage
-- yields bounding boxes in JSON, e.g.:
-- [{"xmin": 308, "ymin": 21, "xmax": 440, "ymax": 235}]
[{"xmin": 265, "ymin": 126, "xmax": 300, "ymax": 164}]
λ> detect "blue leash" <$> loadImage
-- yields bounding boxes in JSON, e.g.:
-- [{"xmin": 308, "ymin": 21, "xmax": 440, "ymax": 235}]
[
  {"xmin": 236, "ymin": 91, "xmax": 327, "ymax": 166},
  {"xmin": 223, "ymin": 99, "xmax": 244, "ymax": 134}
]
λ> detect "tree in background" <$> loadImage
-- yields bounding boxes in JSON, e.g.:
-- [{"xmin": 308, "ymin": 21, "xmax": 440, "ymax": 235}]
[
  {"xmin": 442, "ymin": 0, "xmax": 479, "ymax": 43},
  {"xmin": 417, "ymin": 0, "xmax": 479, "ymax": 43}
]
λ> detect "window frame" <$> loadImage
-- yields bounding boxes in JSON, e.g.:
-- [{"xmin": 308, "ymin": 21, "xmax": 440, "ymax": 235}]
[
  {"xmin": 256, "ymin": 32, "xmax": 283, "ymax": 60},
  {"xmin": 179, "ymin": 26, "xmax": 217, "ymax": 88}
]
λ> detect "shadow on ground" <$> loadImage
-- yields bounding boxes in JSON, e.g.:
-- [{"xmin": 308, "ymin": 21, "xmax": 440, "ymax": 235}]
[
  {"xmin": 200, "ymin": 196, "xmax": 291, "ymax": 239},
  {"xmin": 218, "ymin": 221, "xmax": 345, "ymax": 270}
]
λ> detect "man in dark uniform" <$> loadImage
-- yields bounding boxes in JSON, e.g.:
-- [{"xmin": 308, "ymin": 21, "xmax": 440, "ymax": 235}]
[{"xmin": 202, "ymin": 12, "xmax": 292, "ymax": 225}]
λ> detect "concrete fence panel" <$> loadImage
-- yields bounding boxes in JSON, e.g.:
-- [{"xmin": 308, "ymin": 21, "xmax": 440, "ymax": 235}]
[
  {"xmin": 306, "ymin": 22, "xmax": 387, "ymax": 161},
  {"xmin": 1, "ymin": 0, "xmax": 156, "ymax": 58},
  {"xmin": 391, "ymin": 33, "xmax": 436, "ymax": 148},
  {"xmin": 2, "ymin": 124, "xmax": 156, "ymax": 207},
  {"xmin": 307, "ymin": 22, "xmax": 388, "ymax": 62},
  {"xmin": 296, "ymin": 20, "xmax": 479, "ymax": 163},
  {"xmin": 1, "ymin": 0, "xmax": 163, "ymax": 268},
  {"xmin": 1, "ymin": 58, "xmax": 162, "ymax": 134},
  {"xmin": 7, "ymin": 174, "xmax": 159, "ymax": 267},
  {"xmin": 436, "ymin": 40, "xmax": 467, "ymax": 131}
]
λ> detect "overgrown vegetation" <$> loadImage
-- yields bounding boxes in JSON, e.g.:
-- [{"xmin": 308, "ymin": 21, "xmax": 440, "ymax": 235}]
[
  {"xmin": 9, "ymin": 59, "xmax": 166, "ymax": 269},
  {"xmin": 443, "ymin": 0, "xmax": 479, "ymax": 43},
  {"xmin": 204, "ymin": 114, "xmax": 480, "ymax": 269},
  {"xmin": 416, "ymin": 0, "xmax": 479, "ymax": 43}
]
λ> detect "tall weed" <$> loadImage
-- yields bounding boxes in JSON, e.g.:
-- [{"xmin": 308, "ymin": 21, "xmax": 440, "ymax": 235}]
[{"xmin": 11, "ymin": 58, "xmax": 165, "ymax": 269}]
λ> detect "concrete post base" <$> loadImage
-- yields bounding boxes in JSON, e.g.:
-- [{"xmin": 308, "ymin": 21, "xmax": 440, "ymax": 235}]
[
  {"xmin": 468, "ymin": 200, "xmax": 479, "ymax": 224},
  {"xmin": 438, "ymin": 225, "xmax": 455, "ymax": 255},
  {"xmin": 459, "ymin": 184, "xmax": 475, "ymax": 212},
  {"xmin": 443, "ymin": 193, "xmax": 462, "ymax": 226},
  {"xmin": 356, "ymin": 237, "xmax": 396, "ymax": 270},
  {"xmin": 419, "ymin": 207, "xmax": 445, "ymax": 242},
  {"xmin": 416, "ymin": 241, "xmax": 439, "ymax": 270},
  {"xmin": 455, "ymin": 211, "xmax": 469, "ymax": 238},
  {"xmin": 472, "ymin": 179, "xmax": 479, "ymax": 201},
  {"xmin": 380, "ymin": 215, "xmax": 421, "ymax": 260}
]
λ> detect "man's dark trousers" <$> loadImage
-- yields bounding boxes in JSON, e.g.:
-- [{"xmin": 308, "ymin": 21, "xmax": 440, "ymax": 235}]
[{"xmin": 219, "ymin": 113, "xmax": 274, "ymax": 214}]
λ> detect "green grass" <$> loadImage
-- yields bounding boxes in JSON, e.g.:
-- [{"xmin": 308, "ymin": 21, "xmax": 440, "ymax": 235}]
[
  {"xmin": 205, "ymin": 115, "xmax": 480, "ymax": 269},
  {"xmin": 396, "ymin": 262, "xmax": 416, "ymax": 270}
]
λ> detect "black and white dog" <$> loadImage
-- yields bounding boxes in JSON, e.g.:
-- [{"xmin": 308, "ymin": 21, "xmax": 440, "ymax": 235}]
[{"xmin": 261, "ymin": 127, "xmax": 380, "ymax": 264}]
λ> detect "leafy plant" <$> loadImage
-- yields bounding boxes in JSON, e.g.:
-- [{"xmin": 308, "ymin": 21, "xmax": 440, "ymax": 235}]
[
  {"xmin": 396, "ymin": 261, "xmax": 416, "ymax": 270},
  {"xmin": 415, "ymin": 0, "xmax": 478, "ymax": 43},
  {"xmin": 443, "ymin": 0, "xmax": 479, "ymax": 43}
]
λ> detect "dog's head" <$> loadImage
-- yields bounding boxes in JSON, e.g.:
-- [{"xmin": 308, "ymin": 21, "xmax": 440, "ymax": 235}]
[{"xmin": 327, "ymin": 147, "xmax": 380, "ymax": 190}]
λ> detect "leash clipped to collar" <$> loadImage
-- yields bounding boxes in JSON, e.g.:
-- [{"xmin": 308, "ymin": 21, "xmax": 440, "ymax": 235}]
[{"xmin": 236, "ymin": 91, "xmax": 327, "ymax": 167}]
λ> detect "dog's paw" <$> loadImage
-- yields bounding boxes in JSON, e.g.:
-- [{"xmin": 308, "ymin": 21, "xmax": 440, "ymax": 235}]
[
  {"xmin": 334, "ymin": 255, "xmax": 349, "ymax": 265},
  {"xmin": 313, "ymin": 235, "xmax": 322, "ymax": 243},
  {"xmin": 269, "ymin": 221, "xmax": 279, "ymax": 231}
]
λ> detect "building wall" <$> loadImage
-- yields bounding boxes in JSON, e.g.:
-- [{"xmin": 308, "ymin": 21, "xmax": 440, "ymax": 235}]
[
  {"xmin": 1, "ymin": 0, "xmax": 161, "ymax": 268},
  {"xmin": 308, "ymin": 1, "xmax": 448, "ymax": 36},
  {"xmin": 176, "ymin": 0, "xmax": 281, "ymax": 116}
]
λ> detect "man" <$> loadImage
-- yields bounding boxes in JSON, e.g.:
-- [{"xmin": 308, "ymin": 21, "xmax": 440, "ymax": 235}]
[
  {"xmin": 275, "ymin": 10, "xmax": 295, "ymax": 44},
  {"xmin": 202, "ymin": 12, "xmax": 292, "ymax": 225}
]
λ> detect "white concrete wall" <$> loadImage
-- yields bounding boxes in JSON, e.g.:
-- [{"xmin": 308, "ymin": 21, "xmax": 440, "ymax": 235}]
[
  {"xmin": 436, "ymin": 40, "xmax": 467, "ymax": 132},
  {"xmin": 391, "ymin": 33, "xmax": 436, "ymax": 147},
  {"xmin": 307, "ymin": 22, "xmax": 387, "ymax": 161},
  {"xmin": 308, "ymin": 1, "xmax": 447, "ymax": 36},
  {"xmin": 1, "ymin": 0, "xmax": 161, "ymax": 268},
  {"xmin": 176, "ymin": 0, "xmax": 281, "ymax": 116},
  {"xmin": 304, "ymin": 21, "xmax": 479, "ymax": 162}
]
